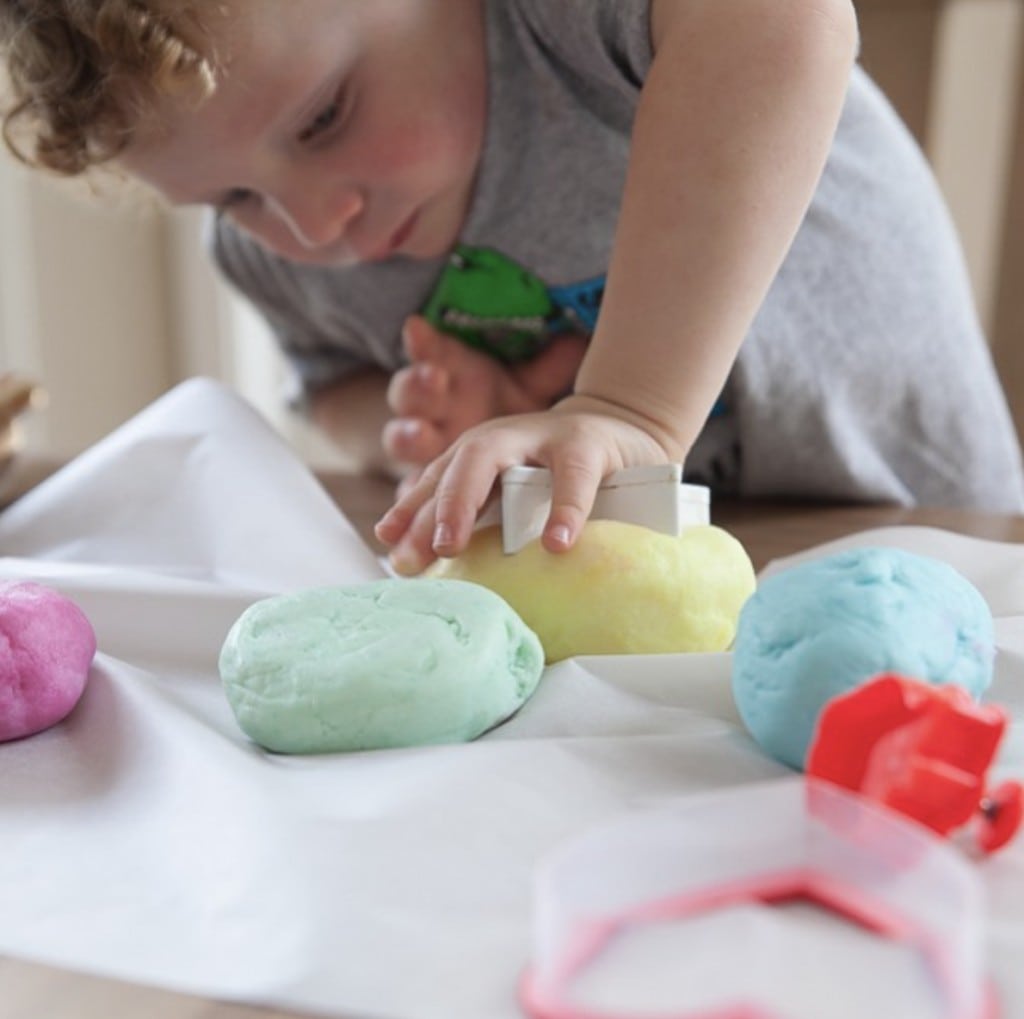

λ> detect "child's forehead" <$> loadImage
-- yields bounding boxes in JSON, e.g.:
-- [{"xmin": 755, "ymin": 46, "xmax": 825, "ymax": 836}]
[
  {"xmin": 218, "ymin": 0, "xmax": 362, "ymax": 75},
  {"xmin": 149, "ymin": 0, "xmax": 366, "ymax": 138},
  {"xmin": 217, "ymin": 0, "xmax": 418, "ymax": 66}
]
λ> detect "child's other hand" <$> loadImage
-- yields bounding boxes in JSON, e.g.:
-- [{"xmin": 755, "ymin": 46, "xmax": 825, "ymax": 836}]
[
  {"xmin": 374, "ymin": 395, "xmax": 675, "ymax": 575},
  {"xmin": 382, "ymin": 315, "xmax": 586, "ymax": 470}
]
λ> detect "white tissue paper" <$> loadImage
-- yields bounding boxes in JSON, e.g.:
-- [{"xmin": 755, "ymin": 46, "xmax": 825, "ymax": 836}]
[{"xmin": 0, "ymin": 377, "xmax": 1023, "ymax": 1019}]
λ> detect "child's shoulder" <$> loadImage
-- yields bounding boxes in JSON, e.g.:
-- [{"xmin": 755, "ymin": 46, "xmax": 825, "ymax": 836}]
[
  {"xmin": 510, "ymin": 0, "xmax": 648, "ymax": 42},
  {"xmin": 494, "ymin": 0, "xmax": 652, "ymax": 85}
]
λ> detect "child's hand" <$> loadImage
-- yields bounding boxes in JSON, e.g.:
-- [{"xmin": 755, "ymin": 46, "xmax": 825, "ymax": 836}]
[
  {"xmin": 382, "ymin": 315, "xmax": 587, "ymax": 470},
  {"xmin": 374, "ymin": 394, "xmax": 675, "ymax": 575}
]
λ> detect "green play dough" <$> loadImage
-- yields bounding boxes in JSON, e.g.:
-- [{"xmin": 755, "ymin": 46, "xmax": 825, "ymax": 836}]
[{"xmin": 219, "ymin": 578, "xmax": 544, "ymax": 754}]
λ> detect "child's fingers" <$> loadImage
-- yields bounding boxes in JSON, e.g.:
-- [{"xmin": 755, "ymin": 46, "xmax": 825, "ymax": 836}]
[
  {"xmin": 386, "ymin": 361, "xmax": 448, "ymax": 418},
  {"xmin": 394, "ymin": 469, "xmax": 422, "ymax": 501},
  {"xmin": 541, "ymin": 446, "xmax": 606, "ymax": 553},
  {"xmin": 381, "ymin": 416, "xmax": 447, "ymax": 465},
  {"xmin": 401, "ymin": 315, "xmax": 445, "ymax": 364},
  {"xmin": 428, "ymin": 440, "xmax": 506, "ymax": 557},
  {"xmin": 386, "ymin": 438, "xmax": 506, "ymax": 571},
  {"xmin": 405, "ymin": 316, "xmax": 499, "ymax": 382},
  {"xmin": 379, "ymin": 408, "xmax": 637, "ymax": 567},
  {"xmin": 387, "ymin": 495, "xmax": 445, "ymax": 576},
  {"xmin": 374, "ymin": 455, "xmax": 447, "ymax": 546}
]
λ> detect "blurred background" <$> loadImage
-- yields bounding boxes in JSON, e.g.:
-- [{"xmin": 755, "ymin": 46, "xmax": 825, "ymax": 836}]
[{"xmin": 1, "ymin": 0, "xmax": 1023, "ymax": 477}]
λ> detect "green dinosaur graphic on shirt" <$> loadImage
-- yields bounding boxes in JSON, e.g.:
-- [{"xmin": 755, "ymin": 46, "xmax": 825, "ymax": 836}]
[
  {"xmin": 422, "ymin": 245, "xmax": 559, "ymax": 362},
  {"xmin": 422, "ymin": 243, "xmax": 730, "ymax": 419}
]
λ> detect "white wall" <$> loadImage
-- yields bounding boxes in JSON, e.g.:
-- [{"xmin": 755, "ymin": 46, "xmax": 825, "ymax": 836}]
[
  {"xmin": 0, "ymin": 167, "xmax": 344, "ymax": 467},
  {"xmin": 0, "ymin": 164, "xmax": 172, "ymax": 459}
]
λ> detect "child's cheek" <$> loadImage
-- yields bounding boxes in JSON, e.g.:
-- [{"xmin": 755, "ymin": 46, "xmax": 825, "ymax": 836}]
[
  {"xmin": 364, "ymin": 131, "xmax": 464, "ymax": 187},
  {"xmin": 365, "ymin": 95, "xmax": 482, "ymax": 180}
]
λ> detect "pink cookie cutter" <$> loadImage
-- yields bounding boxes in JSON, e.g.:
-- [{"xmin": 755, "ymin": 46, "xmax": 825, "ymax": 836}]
[{"xmin": 520, "ymin": 779, "xmax": 995, "ymax": 1019}]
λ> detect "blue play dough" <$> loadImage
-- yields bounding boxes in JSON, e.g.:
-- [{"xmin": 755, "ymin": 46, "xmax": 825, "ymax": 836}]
[{"xmin": 731, "ymin": 547, "xmax": 995, "ymax": 770}]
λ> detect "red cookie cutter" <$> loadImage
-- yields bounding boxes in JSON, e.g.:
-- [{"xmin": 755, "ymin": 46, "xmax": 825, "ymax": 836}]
[{"xmin": 807, "ymin": 673, "xmax": 1023, "ymax": 854}]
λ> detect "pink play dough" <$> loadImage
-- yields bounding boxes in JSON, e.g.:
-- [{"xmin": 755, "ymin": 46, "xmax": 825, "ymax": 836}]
[{"xmin": 0, "ymin": 581, "xmax": 96, "ymax": 742}]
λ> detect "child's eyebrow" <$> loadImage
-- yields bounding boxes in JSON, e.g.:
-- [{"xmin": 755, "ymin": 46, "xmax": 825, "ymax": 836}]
[{"xmin": 287, "ymin": 70, "xmax": 346, "ymax": 136}]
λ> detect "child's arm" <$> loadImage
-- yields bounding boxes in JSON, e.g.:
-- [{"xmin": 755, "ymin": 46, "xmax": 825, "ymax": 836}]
[{"xmin": 376, "ymin": 0, "xmax": 859, "ymax": 574}]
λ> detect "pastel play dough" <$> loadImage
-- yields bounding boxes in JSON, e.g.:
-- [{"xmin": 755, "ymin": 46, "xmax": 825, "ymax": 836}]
[
  {"xmin": 219, "ymin": 577, "xmax": 544, "ymax": 754},
  {"xmin": 732, "ymin": 547, "xmax": 995, "ymax": 770},
  {"xmin": 0, "ymin": 581, "xmax": 97, "ymax": 742},
  {"xmin": 427, "ymin": 521, "xmax": 756, "ymax": 663}
]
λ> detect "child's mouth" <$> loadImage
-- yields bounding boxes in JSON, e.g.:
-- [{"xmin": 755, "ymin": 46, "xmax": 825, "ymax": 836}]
[
  {"xmin": 386, "ymin": 209, "xmax": 419, "ymax": 256},
  {"xmin": 359, "ymin": 209, "xmax": 420, "ymax": 263}
]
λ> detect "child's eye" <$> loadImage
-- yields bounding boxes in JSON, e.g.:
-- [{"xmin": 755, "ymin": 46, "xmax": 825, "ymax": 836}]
[
  {"xmin": 299, "ymin": 91, "xmax": 347, "ymax": 144},
  {"xmin": 219, "ymin": 187, "xmax": 255, "ymax": 209}
]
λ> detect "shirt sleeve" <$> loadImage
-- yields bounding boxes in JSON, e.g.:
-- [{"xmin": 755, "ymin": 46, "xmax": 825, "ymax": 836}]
[{"xmin": 515, "ymin": 0, "xmax": 654, "ymax": 92}]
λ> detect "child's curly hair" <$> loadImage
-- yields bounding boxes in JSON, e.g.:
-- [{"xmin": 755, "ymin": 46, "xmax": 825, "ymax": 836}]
[{"xmin": 0, "ymin": 0, "xmax": 222, "ymax": 175}]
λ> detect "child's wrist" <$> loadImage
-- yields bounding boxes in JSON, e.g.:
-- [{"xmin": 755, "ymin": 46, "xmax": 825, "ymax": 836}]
[{"xmin": 551, "ymin": 392, "xmax": 689, "ymax": 463}]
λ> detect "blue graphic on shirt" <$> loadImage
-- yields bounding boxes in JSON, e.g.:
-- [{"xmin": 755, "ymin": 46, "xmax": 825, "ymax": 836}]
[{"xmin": 548, "ymin": 276, "xmax": 606, "ymax": 332}]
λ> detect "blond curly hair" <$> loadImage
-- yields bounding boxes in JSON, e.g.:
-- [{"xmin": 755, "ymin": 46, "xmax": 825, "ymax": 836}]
[{"xmin": 0, "ymin": 0, "xmax": 222, "ymax": 175}]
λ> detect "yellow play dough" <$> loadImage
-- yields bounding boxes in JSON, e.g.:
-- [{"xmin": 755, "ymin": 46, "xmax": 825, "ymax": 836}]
[{"xmin": 427, "ymin": 521, "xmax": 756, "ymax": 663}]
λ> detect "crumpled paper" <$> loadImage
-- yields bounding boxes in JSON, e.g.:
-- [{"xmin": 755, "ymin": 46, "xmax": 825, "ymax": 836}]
[{"xmin": 1, "ymin": 378, "xmax": 1023, "ymax": 1019}]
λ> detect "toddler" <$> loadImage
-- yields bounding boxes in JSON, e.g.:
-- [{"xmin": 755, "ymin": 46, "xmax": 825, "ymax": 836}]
[{"xmin": 2, "ymin": 0, "xmax": 1021, "ymax": 574}]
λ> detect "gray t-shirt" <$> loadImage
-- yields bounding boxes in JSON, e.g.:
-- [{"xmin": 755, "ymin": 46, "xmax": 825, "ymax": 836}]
[{"xmin": 212, "ymin": 0, "xmax": 1024, "ymax": 511}]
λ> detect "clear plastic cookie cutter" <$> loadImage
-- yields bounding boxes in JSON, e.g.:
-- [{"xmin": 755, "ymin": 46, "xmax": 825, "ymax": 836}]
[
  {"xmin": 496, "ymin": 464, "xmax": 710, "ymax": 555},
  {"xmin": 520, "ymin": 779, "xmax": 996, "ymax": 1019}
]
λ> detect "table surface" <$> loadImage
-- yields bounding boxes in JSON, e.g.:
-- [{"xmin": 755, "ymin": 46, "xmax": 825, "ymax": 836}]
[{"xmin": 4, "ymin": 467, "xmax": 1024, "ymax": 1019}]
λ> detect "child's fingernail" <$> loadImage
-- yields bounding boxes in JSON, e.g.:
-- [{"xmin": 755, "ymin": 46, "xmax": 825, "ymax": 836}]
[
  {"xmin": 433, "ymin": 522, "xmax": 453, "ymax": 550},
  {"xmin": 390, "ymin": 548, "xmax": 422, "ymax": 576},
  {"xmin": 548, "ymin": 524, "xmax": 571, "ymax": 547}
]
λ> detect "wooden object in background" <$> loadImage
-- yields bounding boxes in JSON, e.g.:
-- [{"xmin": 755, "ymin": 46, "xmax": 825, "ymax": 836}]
[
  {"xmin": 858, "ymin": 0, "xmax": 1024, "ymax": 443},
  {"xmin": 856, "ymin": 0, "xmax": 944, "ymax": 146},
  {"xmin": 994, "ymin": 12, "xmax": 1024, "ymax": 443}
]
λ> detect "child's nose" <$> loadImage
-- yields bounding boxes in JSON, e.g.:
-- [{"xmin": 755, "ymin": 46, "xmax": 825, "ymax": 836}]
[{"xmin": 271, "ymin": 185, "xmax": 364, "ymax": 250}]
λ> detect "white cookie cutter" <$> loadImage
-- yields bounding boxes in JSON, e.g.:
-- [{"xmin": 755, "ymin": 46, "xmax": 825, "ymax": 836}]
[
  {"xmin": 520, "ymin": 778, "xmax": 995, "ymax": 1019},
  {"xmin": 493, "ymin": 464, "xmax": 709, "ymax": 554}
]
